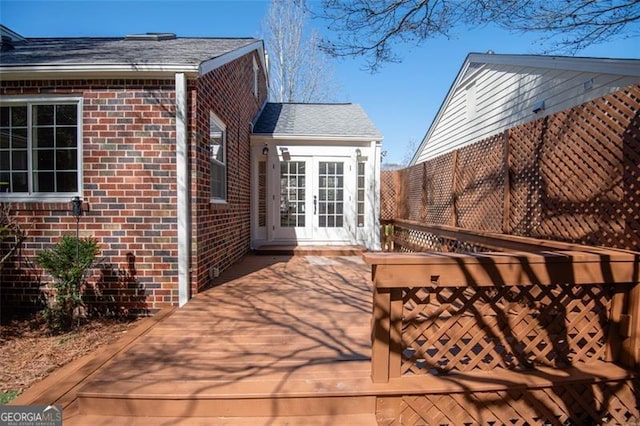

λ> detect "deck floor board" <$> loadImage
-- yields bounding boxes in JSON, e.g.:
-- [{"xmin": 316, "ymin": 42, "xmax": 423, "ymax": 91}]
[{"xmin": 76, "ymin": 254, "xmax": 376, "ymax": 420}]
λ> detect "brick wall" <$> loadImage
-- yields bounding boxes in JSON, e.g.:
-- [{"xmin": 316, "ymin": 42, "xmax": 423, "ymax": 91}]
[
  {"xmin": 1, "ymin": 50, "xmax": 268, "ymax": 317},
  {"xmin": 1, "ymin": 79, "xmax": 179, "ymax": 316},
  {"xmin": 190, "ymin": 52, "xmax": 268, "ymax": 293}
]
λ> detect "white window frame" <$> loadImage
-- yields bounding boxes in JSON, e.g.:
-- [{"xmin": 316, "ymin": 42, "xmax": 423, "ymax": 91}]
[
  {"xmin": 0, "ymin": 96, "xmax": 83, "ymax": 201},
  {"xmin": 209, "ymin": 111, "xmax": 227, "ymax": 204}
]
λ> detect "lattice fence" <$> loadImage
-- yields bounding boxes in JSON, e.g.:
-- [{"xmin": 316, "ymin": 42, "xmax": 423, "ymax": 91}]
[
  {"xmin": 393, "ymin": 379, "xmax": 639, "ymax": 425},
  {"xmin": 455, "ymin": 133, "xmax": 506, "ymax": 232},
  {"xmin": 401, "ymin": 283, "xmax": 617, "ymax": 375},
  {"xmin": 380, "ymin": 170, "xmax": 397, "ymax": 221},
  {"xmin": 396, "ymin": 165, "xmax": 426, "ymax": 222},
  {"xmin": 391, "ymin": 225, "xmax": 495, "ymax": 253},
  {"xmin": 381, "ymin": 84, "xmax": 640, "ymax": 251},
  {"xmin": 424, "ymin": 152, "xmax": 456, "ymax": 226}
]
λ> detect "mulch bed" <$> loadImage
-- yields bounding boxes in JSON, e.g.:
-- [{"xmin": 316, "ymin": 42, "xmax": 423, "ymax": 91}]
[{"xmin": 0, "ymin": 314, "xmax": 140, "ymax": 399}]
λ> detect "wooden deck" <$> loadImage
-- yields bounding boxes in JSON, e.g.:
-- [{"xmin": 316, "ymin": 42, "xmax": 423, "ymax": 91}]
[
  {"xmin": 66, "ymin": 254, "xmax": 379, "ymax": 424},
  {"xmin": 12, "ymin": 244, "xmax": 639, "ymax": 424}
]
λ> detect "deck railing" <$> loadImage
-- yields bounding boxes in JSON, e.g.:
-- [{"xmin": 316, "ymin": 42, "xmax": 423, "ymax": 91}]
[{"xmin": 366, "ymin": 220, "xmax": 640, "ymax": 424}]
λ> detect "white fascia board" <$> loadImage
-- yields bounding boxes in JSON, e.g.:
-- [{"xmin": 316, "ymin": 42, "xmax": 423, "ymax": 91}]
[
  {"xmin": 0, "ymin": 25, "xmax": 26, "ymax": 41},
  {"xmin": 199, "ymin": 40, "xmax": 267, "ymax": 76},
  {"xmin": 0, "ymin": 64, "xmax": 200, "ymax": 80},
  {"xmin": 468, "ymin": 53, "xmax": 640, "ymax": 77},
  {"xmin": 251, "ymin": 134, "xmax": 383, "ymax": 143}
]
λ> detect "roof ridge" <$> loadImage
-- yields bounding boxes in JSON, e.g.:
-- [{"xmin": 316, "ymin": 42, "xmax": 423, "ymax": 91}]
[{"xmin": 22, "ymin": 36, "xmax": 258, "ymax": 41}]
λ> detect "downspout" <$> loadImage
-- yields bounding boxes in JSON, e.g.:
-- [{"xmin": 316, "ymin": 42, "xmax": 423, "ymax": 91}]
[
  {"xmin": 372, "ymin": 140, "xmax": 382, "ymax": 251},
  {"xmin": 175, "ymin": 72, "xmax": 191, "ymax": 306}
]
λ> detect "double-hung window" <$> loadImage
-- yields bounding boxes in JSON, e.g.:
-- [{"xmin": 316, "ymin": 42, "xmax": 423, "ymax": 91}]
[
  {"xmin": 0, "ymin": 97, "xmax": 82, "ymax": 199},
  {"xmin": 209, "ymin": 112, "xmax": 227, "ymax": 203}
]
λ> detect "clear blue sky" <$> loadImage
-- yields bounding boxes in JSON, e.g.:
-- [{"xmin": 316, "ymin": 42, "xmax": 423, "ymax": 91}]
[{"xmin": 1, "ymin": 0, "xmax": 638, "ymax": 165}]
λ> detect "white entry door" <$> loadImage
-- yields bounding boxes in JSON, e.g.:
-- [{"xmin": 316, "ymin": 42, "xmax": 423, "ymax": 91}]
[
  {"xmin": 313, "ymin": 158, "xmax": 353, "ymax": 242},
  {"xmin": 275, "ymin": 159, "xmax": 312, "ymax": 240},
  {"xmin": 274, "ymin": 157, "xmax": 354, "ymax": 243}
]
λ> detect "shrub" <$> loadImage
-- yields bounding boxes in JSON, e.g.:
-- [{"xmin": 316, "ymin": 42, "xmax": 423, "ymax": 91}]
[{"xmin": 36, "ymin": 236, "xmax": 100, "ymax": 333}]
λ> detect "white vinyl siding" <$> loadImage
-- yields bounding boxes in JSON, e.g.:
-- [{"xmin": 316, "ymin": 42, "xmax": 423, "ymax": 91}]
[{"xmin": 415, "ymin": 62, "xmax": 640, "ymax": 164}]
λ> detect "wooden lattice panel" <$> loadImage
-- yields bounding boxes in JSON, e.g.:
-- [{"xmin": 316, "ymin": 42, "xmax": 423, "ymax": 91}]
[
  {"xmin": 455, "ymin": 134, "xmax": 506, "ymax": 232},
  {"xmin": 392, "ymin": 227, "xmax": 494, "ymax": 253},
  {"xmin": 533, "ymin": 87, "xmax": 636, "ymax": 248},
  {"xmin": 401, "ymin": 283, "xmax": 615, "ymax": 375},
  {"xmin": 424, "ymin": 153, "xmax": 455, "ymax": 225},
  {"xmin": 620, "ymin": 89, "xmax": 640, "ymax": 251},
  {"xmin": 507, "ymin": 84, "xmax": 640, "ymax": 250},
  {"xmin": 392, "ymin": 379, "xmax": 639, "ymax": 425},
  {"xmin": 400, "ymin": 165, "xmax": 427, "ymax": 222},
  {"xmin": 507, "ymin": 118, "xmax": 545, "ymax": 237},
  {"xmin": 380, "ymin": 170, "xmax": 398, "ymax": 220}
]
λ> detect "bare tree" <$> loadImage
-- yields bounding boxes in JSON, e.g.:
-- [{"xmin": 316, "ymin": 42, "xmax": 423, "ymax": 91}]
[
  {"xmin": 263, "ymin": 0, "xmax": 338, "ymax": 102},
  {"xmin": 319, "ymin": 0, "xmax": 640, "ymax": 71}
]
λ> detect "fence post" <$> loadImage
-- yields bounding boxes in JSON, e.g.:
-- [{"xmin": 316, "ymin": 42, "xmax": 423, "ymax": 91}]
[
  {"xmin": 371, "ymin": 266, "xmax": 403, "ymax": 383},
  {"xmin": 372, "ymin": 284, "xmax": 392, "ymax": 383},
  {"xmin": 421, "ymin": 162, "xmax": 428, "ymax": 223},
  {"xmin": 451, "ymin": 150, "xmax": 459, "ymax": 227},
  {"xmin": 621, "ymin": 281, "xmax": 640, "ymax": 368},
  {"xmin": 502, "ymin": 130, "xmax": 511, "ymax": 234}
]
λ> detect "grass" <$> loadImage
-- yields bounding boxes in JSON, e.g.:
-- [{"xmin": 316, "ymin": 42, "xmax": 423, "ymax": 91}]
[{"xmin": 1, "ymin": 390, "xmax": 20, "ymax": 404}]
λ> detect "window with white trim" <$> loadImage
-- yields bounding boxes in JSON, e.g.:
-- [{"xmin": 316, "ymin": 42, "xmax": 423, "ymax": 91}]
[
  {"xmin": 0, "ymin": 98, "xmax": 82, "ymax": 198},
  {"xmin": 209, "ymin": 112, "xmax": 227, "ymax": 202},
  {"xmin": 357, "ymin": 161, "xmax": 366, "ymax": 227}
]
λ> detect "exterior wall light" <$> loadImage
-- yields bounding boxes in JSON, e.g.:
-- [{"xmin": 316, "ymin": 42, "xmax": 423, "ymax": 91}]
[
  {"xmin": 532, "ymin": 99, "xmax": 545, "ymax": 113},
  {"xmin": 71, "ymin": 196, "xmax": 83, "ymax": 260},
  {"xmin": 262, "ymin": 144, "xmax": 269, "ymax": 156},
  {"xmin": 71, "ymin": 196, "xmax": 83, "ymax": 218},
  {"xmin": 279, "ymin": 147, "xmax": 290, "ymax": 161},
  {"xmin": 356, "ymin": 148, "xmax": 367, "ymax": 161}
]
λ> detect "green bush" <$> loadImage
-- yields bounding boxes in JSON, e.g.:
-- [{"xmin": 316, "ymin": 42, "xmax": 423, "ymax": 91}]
[
  {"xmin": 37, "ymin": 236, "xmax": 100, "ymax": 333},
  {"xmin": 0, "ymin": 390, "xmax": 19, "ymax": 404}
]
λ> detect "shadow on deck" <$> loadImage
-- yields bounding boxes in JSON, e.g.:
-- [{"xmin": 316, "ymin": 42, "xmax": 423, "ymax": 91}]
[{"xmin": 55, "ymin": 253, "xmax": 379, "ymax": 424}]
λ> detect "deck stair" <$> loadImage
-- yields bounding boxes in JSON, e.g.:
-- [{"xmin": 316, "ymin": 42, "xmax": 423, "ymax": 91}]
[{"xmin": 253, "ymin": 244, "xmax": 364, "ymax": 256}]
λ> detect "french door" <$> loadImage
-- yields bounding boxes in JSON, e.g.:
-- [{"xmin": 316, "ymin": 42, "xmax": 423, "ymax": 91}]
[{"xmin": 275, "ymin": 157, "xmax": 353, "ymax": 242}]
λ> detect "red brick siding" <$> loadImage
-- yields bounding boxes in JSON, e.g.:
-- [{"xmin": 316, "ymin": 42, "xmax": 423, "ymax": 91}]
[
  {"xmin": 0, "ymin": 50, "xmax": 268, "ymax": 316},
  {"xmin": 1, "ymin": 79, "xmax": 178, "ymax": 316},
  {"xmin": 190, "ymin": 51, "xmax": 268, "ymax": 293}
]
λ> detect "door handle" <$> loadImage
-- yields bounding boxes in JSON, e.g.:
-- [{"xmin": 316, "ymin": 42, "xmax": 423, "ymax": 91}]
[{"xmin": 313, "ymin": 195, "xmax": 317, "ymax": 215}]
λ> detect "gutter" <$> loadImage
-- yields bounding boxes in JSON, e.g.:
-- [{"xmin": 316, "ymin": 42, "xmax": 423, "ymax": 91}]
[
  {"xmin": 0, "ymin": 64, "xmax": 200, "ymax": 81},
  {"xmin": 250, "ymin": 134, "xmax": 383, "ymax": 143}
]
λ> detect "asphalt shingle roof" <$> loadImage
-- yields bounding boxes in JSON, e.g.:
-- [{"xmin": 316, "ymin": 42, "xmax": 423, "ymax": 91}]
[
  {"xmin": 0, "ymin": 36, "xmax": 258, "ymax": 67},
  {"xmin": 253, "ymin": 103, "xmax": 382, "ymax": 139}
]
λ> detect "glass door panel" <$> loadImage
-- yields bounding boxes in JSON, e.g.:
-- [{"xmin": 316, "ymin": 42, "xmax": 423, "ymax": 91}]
[
  {"xmin": 280, "ymin": 161, "xmax": 306, "ymax": 227},
  {"xmin": 313, "ymin": 159, "xmax": 353, "ymax": 242},
  {"xmin": 317, "ymin": 161, "xmax": 344, "ymax": 228},
  {"xmin": 274, "ymin": 159, "xmax": 312, "ymax": 240}
]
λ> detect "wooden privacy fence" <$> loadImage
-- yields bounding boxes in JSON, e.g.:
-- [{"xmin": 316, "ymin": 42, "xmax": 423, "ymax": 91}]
[
  {"xmin": 364, "ymin": 224, "xmax": 640, "ymax": 424},
  {"xmin": 380, "ymin": 84, "xmax": 640, "ymax": 251}
]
